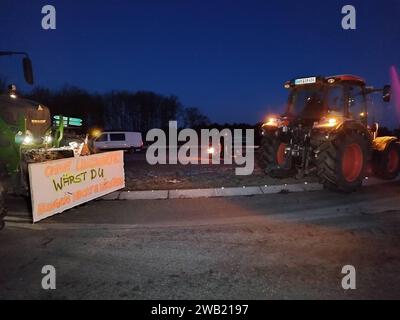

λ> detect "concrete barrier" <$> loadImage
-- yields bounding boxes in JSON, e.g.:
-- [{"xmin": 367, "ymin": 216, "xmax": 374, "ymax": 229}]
[{"xmin": 119, "ymin": 190, "xmax": 169, "ymax": 200}]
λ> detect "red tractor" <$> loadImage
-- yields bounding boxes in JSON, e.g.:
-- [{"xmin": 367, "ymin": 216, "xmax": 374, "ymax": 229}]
[{"xmin": 259, "ymin": 75, "xmax": 400, "ymax": 192}]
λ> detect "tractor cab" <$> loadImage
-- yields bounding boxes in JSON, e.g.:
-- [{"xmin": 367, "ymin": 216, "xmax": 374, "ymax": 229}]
[
  {"xmin": 0, "ymin": 90, "xmax": 52, "ymax": 142},
  {"xmin": 282, "ymin": 75, "xmax": 370, "ymax": 127}
]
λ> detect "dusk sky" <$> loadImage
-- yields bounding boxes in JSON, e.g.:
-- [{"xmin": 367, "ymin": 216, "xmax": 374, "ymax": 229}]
[{"xmin": 1, "ymin": 0, "xmax": 399, "ymax": 126}]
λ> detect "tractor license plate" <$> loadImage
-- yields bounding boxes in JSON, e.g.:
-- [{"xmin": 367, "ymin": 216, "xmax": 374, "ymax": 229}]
[{"xmin": 295, "ymin": 77, "xmax": 317, "ymax": 85}]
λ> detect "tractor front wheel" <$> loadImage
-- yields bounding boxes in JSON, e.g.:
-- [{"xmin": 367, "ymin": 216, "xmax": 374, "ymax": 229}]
[
  {"xmin": 315, "ymin": 131, "xmax": 370, "ymax": 192},
  {"xmin": 372, "ymin": 141, "xmax": 400, "ymax": 180}
]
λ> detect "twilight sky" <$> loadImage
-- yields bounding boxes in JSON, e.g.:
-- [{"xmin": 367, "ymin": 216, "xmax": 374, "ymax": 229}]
[{"xmin": 1, "ymin": 0, "xmax": 399, "ymax": 126}]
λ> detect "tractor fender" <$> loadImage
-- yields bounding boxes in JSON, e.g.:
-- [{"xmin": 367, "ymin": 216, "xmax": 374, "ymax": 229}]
[
  {"xmin": 337, "ymin": 120, "xmax": 371, "ymax": 138},
  {"xmin": 372, "ymin": 136, "xmax": 398, "ymax": 152},
  {"xmin": 372, "ymin": 137, "xmax": 400, "ymax": 179}
]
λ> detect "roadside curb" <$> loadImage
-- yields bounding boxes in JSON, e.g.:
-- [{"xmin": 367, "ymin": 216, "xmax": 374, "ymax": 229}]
[
  {"xmin": 101, "ymin": 176, "xmax": 400, "ymax": 201},
  {"xmin": 103, "ymin": 182, "xmax": 323, "ymax": 201}
]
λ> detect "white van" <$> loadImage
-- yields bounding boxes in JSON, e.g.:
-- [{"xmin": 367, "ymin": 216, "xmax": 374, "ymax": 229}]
[{"xmin": 94, "ymin": 131, "xmax": 144, "ymax": 152}]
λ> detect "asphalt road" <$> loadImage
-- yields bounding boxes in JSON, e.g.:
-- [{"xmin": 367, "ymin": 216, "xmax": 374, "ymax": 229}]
[{"xmin": 1, "ymin": 182, "xmax": 400, "ymax": 299}]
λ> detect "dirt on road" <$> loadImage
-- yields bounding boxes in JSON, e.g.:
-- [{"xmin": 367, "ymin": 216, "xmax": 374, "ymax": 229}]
[{"xmin": 123, "ymin": 152, "xmax": 316, "ymax": 191}]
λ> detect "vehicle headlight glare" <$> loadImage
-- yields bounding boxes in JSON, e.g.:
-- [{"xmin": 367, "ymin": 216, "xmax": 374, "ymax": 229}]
[
  {"xmin": 264, "ymin": 117, "xmax": 279, "ymax": 127},
  {"xmin": 23, "ymin": 135, "xmax": 33, "ymax": 145},
  {"xmin": 314, "ymin": 117, "xmax": 338, "ymax": 128}
]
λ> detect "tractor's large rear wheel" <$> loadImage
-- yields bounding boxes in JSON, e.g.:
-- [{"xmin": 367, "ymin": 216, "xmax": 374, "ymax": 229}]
[
  {"xmin": 372, "ymin": 141, "xmax": 400, "ymax": 180},
  {"xmin": 259, "ymin": 134, "xmax": 294, "ymax": 178},
  {"xmin": 314, "ymin": 131, "xmax": 370, "ymax": 192}
]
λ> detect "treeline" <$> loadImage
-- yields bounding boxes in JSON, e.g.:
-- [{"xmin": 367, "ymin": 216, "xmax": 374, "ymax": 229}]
[
  {"xmin": 21, "ymin": 86, "xmax": 210, "ymax": 133},
  {"xmin": 1, "ymin": 81, "xmax": 399, "ymax": 139}
]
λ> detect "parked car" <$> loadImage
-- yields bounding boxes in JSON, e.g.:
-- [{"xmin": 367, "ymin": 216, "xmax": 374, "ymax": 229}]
[{"xmin": 94, "ymin": 131, "xmax": 144, "ymax": 153}]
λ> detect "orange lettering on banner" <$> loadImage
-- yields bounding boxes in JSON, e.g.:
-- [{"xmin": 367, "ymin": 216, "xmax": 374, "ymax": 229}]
[
  {"xmin": 37, "ymin": 195, "xmax": 72, "ymax": 215},
  {"xmin": 36, "ymin": 177, "xmax": 125, "ymax": 213},
  {"xmin": 73, "ymin": 184, "xmax": 99, "ymax": 201},
  {"xmin": 73, "ymin": 177, "xmax": 124, "ymax": 200},
  {"xmin": 44, "ymin": 160, "xmax": 73, "ymax": 177},
  {"xmin": 98, "ymin": 177, "xmax": 125, "ymax": 192},
  {"xmin": 75, "ymin": 153, "xmax": 122, "ymax": 171}
]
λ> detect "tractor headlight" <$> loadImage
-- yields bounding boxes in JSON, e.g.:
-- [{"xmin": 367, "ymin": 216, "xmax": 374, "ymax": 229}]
[
  {"xmin": 327, "ymin": 118, "xmax": 337, "ymax": 126},
  {"xmin": 263, "ymin": 116, "xmax": 280, "ymax": 128},
  {"xmin": 314, "ymin": 117, "xmax": 338, "ymax": 128},
  {"xmin": 267, "ymin": 117, "xmax": 278, "ymax": 126},
  {"xmin": 15, "ymin": 132, "xmax": 34, "ymax": 145}
]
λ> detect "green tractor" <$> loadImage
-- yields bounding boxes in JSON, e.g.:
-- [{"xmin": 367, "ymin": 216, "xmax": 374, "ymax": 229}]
[
  {"xmin": 0, "ymin": 52, "xmax": 83, "ymax": 229},
  {"xmin": 259, "ymin": 75, "xmax": 400, "ymax": 192}
]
